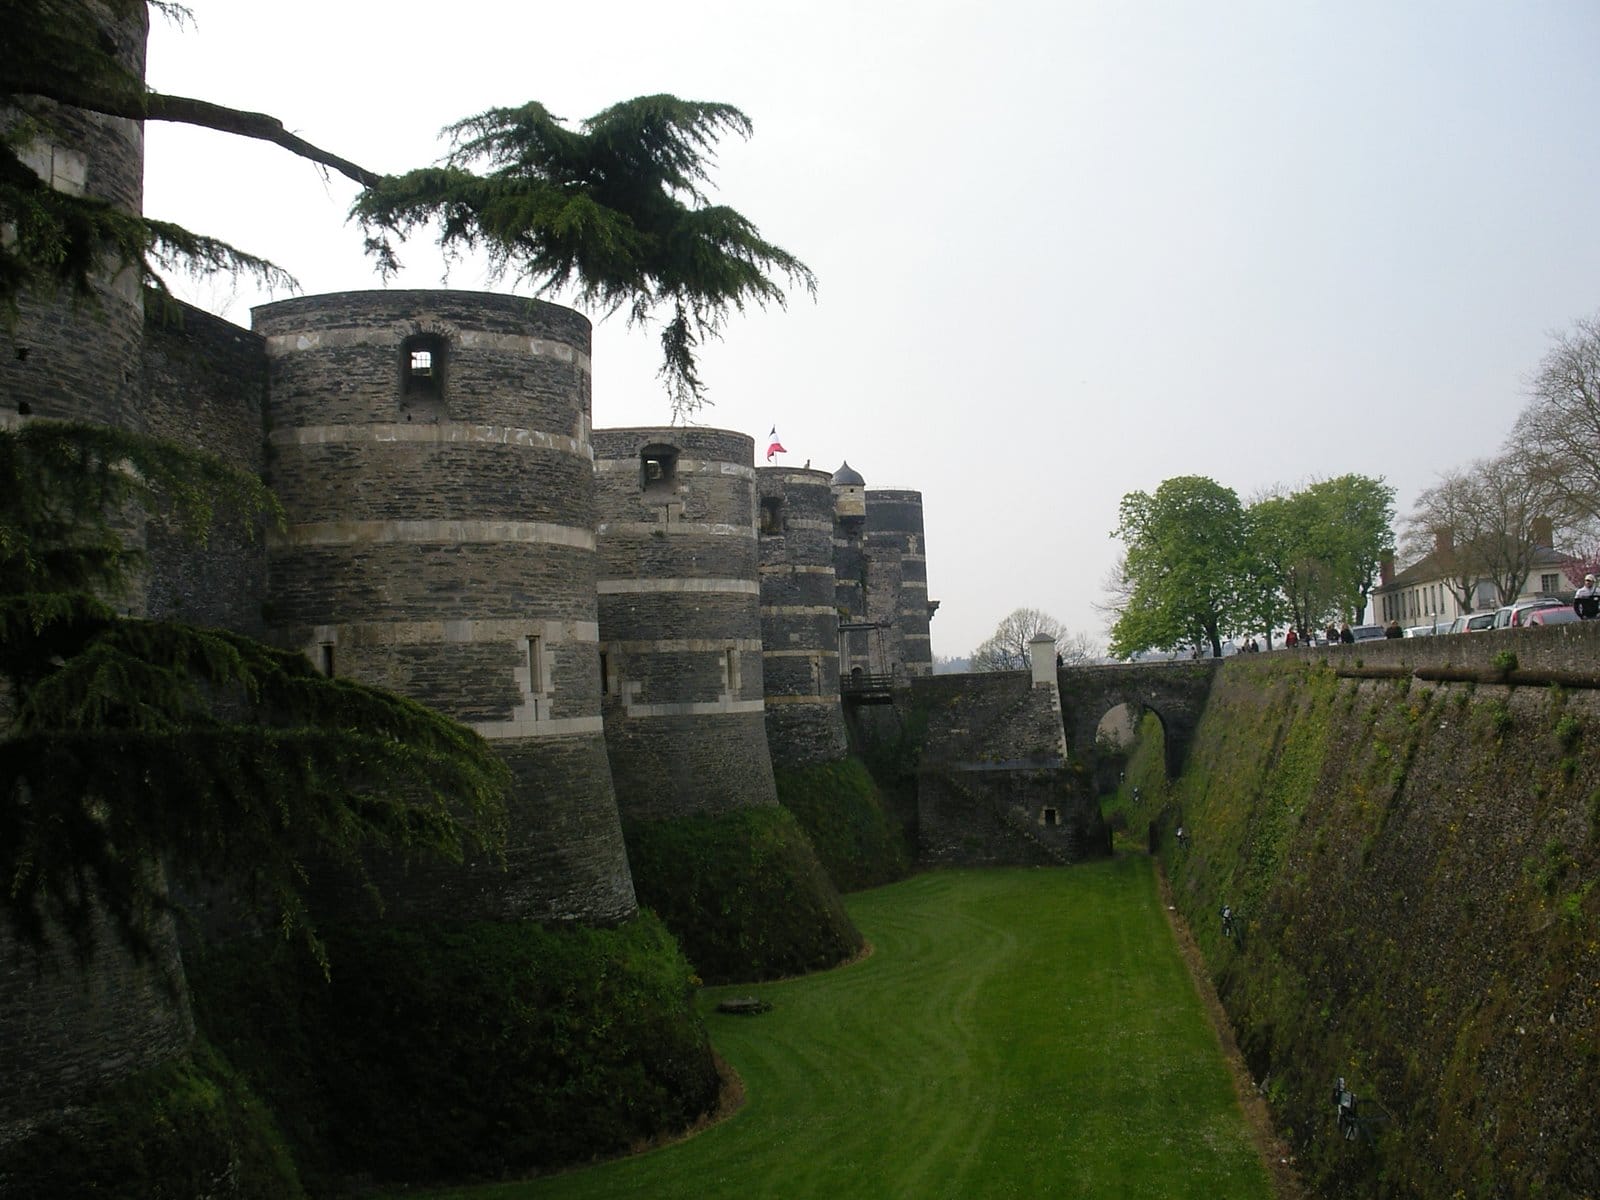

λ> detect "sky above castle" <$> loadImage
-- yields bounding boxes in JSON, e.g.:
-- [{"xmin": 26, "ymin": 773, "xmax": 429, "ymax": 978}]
[{"xmin": 143, "ymin": 1, "xmax": 1600, "ymax": 659}]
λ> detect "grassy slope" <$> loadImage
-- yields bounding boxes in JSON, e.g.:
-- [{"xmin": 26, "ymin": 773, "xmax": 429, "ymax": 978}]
[{"xmin": 416, "ymin": 861, "xmax": 1271, "ymax": 1200}]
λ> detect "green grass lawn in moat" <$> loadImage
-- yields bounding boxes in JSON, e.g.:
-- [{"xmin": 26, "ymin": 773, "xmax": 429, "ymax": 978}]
[{"xmin": 413, "ymin": 856, "xmax": 1272, "ymax": 1200}]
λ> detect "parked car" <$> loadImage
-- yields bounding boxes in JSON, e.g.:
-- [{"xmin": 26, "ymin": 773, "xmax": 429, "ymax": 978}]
[
  {"xmin": 1447, "ymin": 612, "xmax": 1498, "ymax": 634},
  {"xmin": 1493, "ymin": 598, "xmax": 1568, "ymax": 629},
  {"xmin": 1522, "ymin": 607, "xmax": 1580, "ymax": 627},
  {"xmin": 1349, "ymin": 624, "xmax": 1387, "ymax": 642}
]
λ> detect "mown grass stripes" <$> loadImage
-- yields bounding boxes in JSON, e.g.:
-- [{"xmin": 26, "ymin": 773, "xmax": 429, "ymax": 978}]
[{"xmin": 415, "ymin": 858, "xmax": 1271, "ymax": 1200}]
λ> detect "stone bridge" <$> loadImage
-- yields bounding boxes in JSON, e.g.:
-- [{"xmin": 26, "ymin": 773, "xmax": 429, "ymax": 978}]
[{"xmin": 1056, "ymin": 659, "xmax": 1222, "ymax": 776}]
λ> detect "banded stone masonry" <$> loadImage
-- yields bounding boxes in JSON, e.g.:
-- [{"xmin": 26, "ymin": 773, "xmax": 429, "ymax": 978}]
[
  {"xmin": 593, "ymin": 427, "xmax": 780, "ymax": 817},
  {"xmin": 758, "ymin": 466, "xmax": 849, "ymax": 766},
  {"xmin": 255, "ymin": 290, "xmax": 636, "ymax": 925}
]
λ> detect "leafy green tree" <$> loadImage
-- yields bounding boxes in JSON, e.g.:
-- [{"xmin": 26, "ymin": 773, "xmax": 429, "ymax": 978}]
[
  {"xmin": 1246, "ymin": 492, "xmax": 1331, "ymax": 640},
  {"xmin": 1108, "ymin": 476, "xmax": 1252, "ymax": 659},
  {"xmin": 2, "ymin": 0, "xmax": 813, "ymax": 415},
  {"xmin": 1305, "ymin": 474, "xmax": 1395, "ymax": 623},
  {"xmin": 1, "ymin": 421, "xmax": 510, "ymax": 963}
]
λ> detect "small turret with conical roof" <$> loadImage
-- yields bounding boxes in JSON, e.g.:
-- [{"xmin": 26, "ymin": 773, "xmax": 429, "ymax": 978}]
[{"xmin": 831, "ymin": 460, "xmax": 866, "ymax": 521}]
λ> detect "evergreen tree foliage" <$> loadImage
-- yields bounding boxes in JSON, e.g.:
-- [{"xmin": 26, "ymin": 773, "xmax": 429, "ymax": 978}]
[
  {"xmin": 0, "ymin": 421, "xmax": 511, "ymax": 965},
  {"xmin": 1, "ymin": 0, "xmax": 813, "ymax": 415}
]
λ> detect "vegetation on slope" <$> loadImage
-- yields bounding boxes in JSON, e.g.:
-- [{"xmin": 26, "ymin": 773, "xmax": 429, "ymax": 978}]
[
  {"xmin": 0, "ymin": 1040, "xmax": 305, "ymax": 1200},
  {"xmin": 623, "ymin": 806, "xmax": 862, "ymax": 984},
  {"xmin": 187, "ymin": 914, "xmax": 718, "ymax": 1191},
  {"xmin": 774, "ymin": 756, "xmax": 910, "ymax": 891},
  {"xmin": 1117, "ymin": 655, "xmax": 1600, "ymax": 1199}
]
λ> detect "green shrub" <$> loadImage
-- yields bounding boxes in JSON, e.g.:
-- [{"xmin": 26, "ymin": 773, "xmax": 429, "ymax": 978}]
[
  {"xmin": 0, "ymin": 1041, "xmax": 303, "ymax": 1200},
  {"xmin": 775, "ymin": 757, "xmax": 910, "ymax": 891},
  {"xmin": 188, "ymin": 913, "xmax": 718, "ymax": 1189},
  {"xmin": 624, "ymin": 806, "xmax": 863, "ymax": 984}
]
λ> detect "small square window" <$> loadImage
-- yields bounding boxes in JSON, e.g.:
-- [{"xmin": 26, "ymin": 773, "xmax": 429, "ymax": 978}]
[{"xmin": 410, "ymin": 349, "xmax": 433, "ymax": 374}]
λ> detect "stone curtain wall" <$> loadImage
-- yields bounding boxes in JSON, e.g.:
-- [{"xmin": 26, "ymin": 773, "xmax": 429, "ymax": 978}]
[
  {"xmin": 902, "ymin": 672, "xmax": 1101, "ymax": 867},
  {"xmin": 255, "ymin": 290, "xmax": 636, "ymax": 925},
  {"xmin": 758, "ymin": 467, "xmax": 849, "ymax": 766},
  {"xmin": 139, "ymin": 302, "xmax": 270, "ymax": 636},
  {"xmin": 593, "ymin": 427, "xmax": 780, "ymax": 819},
  {"xmin": 1153, "ymin": 621, "xmax": 1600, "ymax": 1198}
]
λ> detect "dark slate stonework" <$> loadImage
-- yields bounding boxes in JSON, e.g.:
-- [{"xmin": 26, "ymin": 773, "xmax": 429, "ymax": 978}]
[
  {"xmin": 140, "ymin": 301, "xmax": 269, "ymax": 636},
  {"xmin": 1056, "ymin": 659, "xmax": 1221, "ymax": 778},
  {"xmin": 866, "ymin": 489, "xmax": 933, "ymax": 677},
  {"xmin": 0, "ymin": 7, "xmax": 200, "ymax": 1134},
  {"xmin": 758, "ymin": 467, "xmax": 848, "ymax": 767},
  {"xmin": 0, "ymin": 4, "xmax": 148, "ymax": 430},
  {"xmin": 256, "ymin": 291, "xmax": 635, "ymax": 926},
  {"xmin": 0, "ymin": 912, "xmax": 194, "ymax": 1132},
  {"xmin": 846, "ymin": 672, "xmax": 1104, "ymax": 869},
  {"xmin": 594, "ymin": 427, "xmax": 779, "ymax": 818}
]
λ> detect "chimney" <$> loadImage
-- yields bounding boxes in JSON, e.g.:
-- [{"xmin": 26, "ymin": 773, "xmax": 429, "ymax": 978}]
[
  {"xmin": 1531, "ymin": 516, "xmax": 1553, "ymax": 548},
  {"xmin": 1433, "ymin": 528, "xmax": 1453, "ymax": 558},
  {"xmin": 1379, "ymin": 550, "xmax": 1394, "ymax": 586}
]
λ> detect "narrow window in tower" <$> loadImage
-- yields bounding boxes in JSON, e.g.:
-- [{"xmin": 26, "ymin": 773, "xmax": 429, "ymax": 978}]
[
  {"xmin": 759, "ymin": 496, "xmax": 784, "ymax": 535},
  {"xmin": 319, "ymin": 643, "xmax": 335, "ymax": 677},
  {"xmin": 724, "ymin": 648, "xmax": 739, "ymax": 697},
  {"xmin": 1043, "ymin": 807, "xmax": 1058, "ymax": 827},
  {"xmin": 526, "ymin": 635, "xmax": 545, "ymax": 693},
  {"xmin": 641, "ymin": 444, "xmax": 679, "ymax": 498},
  {"xmin": 599, "ymin": 651, "xmax": 610, "ymax": 696},
  {"xmin": 399, "ymin": 333, "xmax": 447, "ymax": 419}
]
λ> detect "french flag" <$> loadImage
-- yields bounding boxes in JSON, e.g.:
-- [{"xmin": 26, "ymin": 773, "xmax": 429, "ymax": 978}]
[{"xmin": 765, "ymin": 426, "xmax": 787, "ymax": 462}]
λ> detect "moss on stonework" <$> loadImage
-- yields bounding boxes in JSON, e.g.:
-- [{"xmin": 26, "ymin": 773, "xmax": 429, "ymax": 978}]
[
  {"xmin": 0, "ymin": 1040, "xmax": 304, "ymax": 1200},
  {"xmin": 624, "ymin": 806, "xmax": 864, "ymax": 984},
  {"xmin": 186, "ymin": 913, "xmax": 718, "ymax": 1191},
  {"xmin": 775, "ymin": 756, "xmax": 911, "ymax": 891}
]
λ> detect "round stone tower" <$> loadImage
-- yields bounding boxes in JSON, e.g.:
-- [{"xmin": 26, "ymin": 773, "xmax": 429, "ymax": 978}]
[
  {"xmin": 0, "ymin": 2, "xmax": 148, "ymax": 428},
  {"xmin": 757, "ymin": 465, "xmax": 849, "ymax": 767},
  {"xmin": 592, "ymin": 426, "xmax": 779, "ymax": 816},
  {"xmin": 867, "ymin": 488, "xmax": 935, "ymax": 677},
  {"xmin": 255, "ymin": 290, "xmax": 635, "ymax": 925},
  {"xmin": 0, "ymin": 3, "xmax": 197, "ymax": 1137}
]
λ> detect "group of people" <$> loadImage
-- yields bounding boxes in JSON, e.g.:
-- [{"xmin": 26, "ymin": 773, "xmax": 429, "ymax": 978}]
[{"xmin": 1282, "ymin": 623, "xmax": 1354, "ymax": 647}]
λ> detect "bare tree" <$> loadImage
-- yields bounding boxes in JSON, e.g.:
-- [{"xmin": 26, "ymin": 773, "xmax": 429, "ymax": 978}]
[
  {"xmin": 971, "ymin": 608, "xmax": 1096, "ymax": 671},
  {"xmin": 1510, "ymin": 312, "xmax": 1600, "ymax": 533},
  {"xmin": 1405, "ymin": 455, "xmax": 1561, "ymax": 608}
]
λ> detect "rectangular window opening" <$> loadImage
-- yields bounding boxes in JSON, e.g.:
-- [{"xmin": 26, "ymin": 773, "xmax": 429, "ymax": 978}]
[
  {"xmin": 526, "ymin": 635, "xmax": 545, "ymax": 695},
  {"xmin": 599, "ymin": 651, "xmax": 610, "ymax": 696},
  {"xmin": 725, "ymin": 648, "xmax": 738, "ymax": 697},
  {"xmin": 319, "ymin": 643, "xmax": 335, "ymax": 677},
  {"xmin": 1043, "ymin": 807, "xmax": 1058, "ymax": 827}
]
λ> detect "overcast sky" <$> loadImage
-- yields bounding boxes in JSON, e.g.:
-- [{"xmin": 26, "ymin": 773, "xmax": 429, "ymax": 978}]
[{"xmin": 143, "ymin": 1, "xmax": 1600, "ymax": 659}]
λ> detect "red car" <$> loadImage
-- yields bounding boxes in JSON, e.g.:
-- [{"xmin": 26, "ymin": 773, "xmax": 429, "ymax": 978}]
[{"xmin": 1521, "ymin": 607, "xmax": 1580, "ymax": 627}]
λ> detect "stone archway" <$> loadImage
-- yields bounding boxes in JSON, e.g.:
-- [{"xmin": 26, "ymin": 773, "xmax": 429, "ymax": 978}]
[{"xmin": 1055, "ymin": 660, "xmax": 1222, "ymax": 778}]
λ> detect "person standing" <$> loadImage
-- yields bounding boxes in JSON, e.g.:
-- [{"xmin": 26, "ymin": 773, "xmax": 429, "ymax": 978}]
[
  {"xmin": 1384, "ymin": 619, "xmax": 1403, "ymax": 638},
  {"xmin": 1575, "ymin": 574, "xmax": 1599, "ymax": 620}
]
